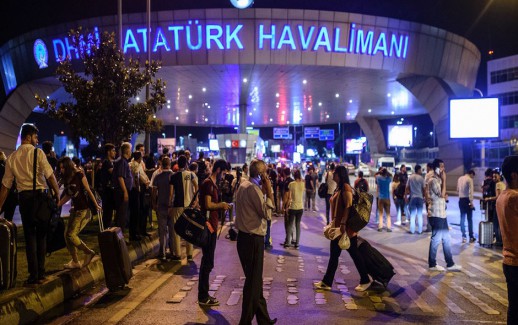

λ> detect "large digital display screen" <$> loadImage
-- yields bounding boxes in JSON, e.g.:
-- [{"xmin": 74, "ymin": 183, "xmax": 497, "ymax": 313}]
[
  {"xmin": 387, "ymin": 125, "xmax": 413, "ymax": 147},
  {"xmin": 209, "ymin": 139, "xmax": 219, "ymax": 151},
  {"xmin": 449, "ymin": 98, "xmax": 499, "ymax": 139},
  {"xmin": 346, "ymin": 137, "xmax": 366, "ymax": 153}
]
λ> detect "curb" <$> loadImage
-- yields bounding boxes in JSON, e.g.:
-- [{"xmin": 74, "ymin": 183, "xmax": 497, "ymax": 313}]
[{"xmin": 0, "ymin": 231, "xmax": 159, "ymax": 325}]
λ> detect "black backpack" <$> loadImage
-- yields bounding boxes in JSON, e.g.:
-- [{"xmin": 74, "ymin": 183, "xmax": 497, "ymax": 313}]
[
  {"xmin": 355, "ymin": 178, "xmax": 369, "ymax": 193},
  {"xmin": 395, "ymin": 182, "xmax": 406, "ymax": 199}
]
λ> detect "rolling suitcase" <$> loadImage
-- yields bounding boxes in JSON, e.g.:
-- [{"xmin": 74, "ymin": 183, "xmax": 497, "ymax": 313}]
[
  {"xmin": 479, "ymin": 200, "xmax": 493, "ymax": 247},
  {"xmin": 97, "ymin": 211, "xmax": 133, "ymax": 290},
  {"xmin": 357, "ymin": 237, "xmax": 395, "ymax": 288},
  {"xmin": 0, "ymin": 218, "xmax": 17, "ymax": 290}
]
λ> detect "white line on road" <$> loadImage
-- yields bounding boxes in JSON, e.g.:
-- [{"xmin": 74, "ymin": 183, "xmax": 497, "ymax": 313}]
[
  {"xmin": 425, "ymin": 283, "xmax": 465, "ymax": 314},
  {"xmin": 387, "ymin": 257, "xmax": 410, "ymax": 276},
  {"xmin": 300, "ymin": 221, "xmax": 308, "ymax": 230},
  {"xmin": 471, "ymin": 282, "xmax": 508, "ymax": 307},
  {"xmin": 446, "ymin": 282, "xmax": 500, "ymax": 315},
  {"xmin": 396, "ymin": 280, "xmax": 434, "ymax": 313},
  {"xmin": 468, "ymin": 262, "xmax": 500, "ymax": 279}
]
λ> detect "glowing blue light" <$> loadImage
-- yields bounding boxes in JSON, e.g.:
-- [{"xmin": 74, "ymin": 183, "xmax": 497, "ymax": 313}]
[{"xmin": 230, "ymin": 0, "xmax": 254, "ymax": 9}]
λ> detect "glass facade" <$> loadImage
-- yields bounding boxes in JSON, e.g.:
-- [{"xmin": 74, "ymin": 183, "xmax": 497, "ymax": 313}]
[{"xmin": 490, "ymin": 67, "xmax": 518, "ymax": 84}]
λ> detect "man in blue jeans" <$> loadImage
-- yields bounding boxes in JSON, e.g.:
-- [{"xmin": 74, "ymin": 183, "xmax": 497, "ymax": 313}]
[
  {"xmin": 405, "ymin": 164, "xmax": 425, "ymax": 234},
  {"xmin": 427, "ymin": 159, "xmax": 462, "ymax": 272}
]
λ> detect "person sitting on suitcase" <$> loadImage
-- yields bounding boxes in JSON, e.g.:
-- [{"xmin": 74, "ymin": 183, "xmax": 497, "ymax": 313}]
[
  {"xmin": 427, "ymin": 159, "xmax": 461, "ymax": 272},
  {"xmin": 496, "ymin": 155, "xmax": 518, "ymax": 325},
  {"xmin": 0, "ymin": 124, "xmax": 60, "ymax": 285},
  {"xmin": 197, "ymin": 159, "xmax": 231, "ymax": 307},
  {"xmin": 57, "ymin": 157, "xmax": 100, "ymax": 269},
  {"xmin": 314, "ymin": 165, "xmax": 372, "ymax": 292}
]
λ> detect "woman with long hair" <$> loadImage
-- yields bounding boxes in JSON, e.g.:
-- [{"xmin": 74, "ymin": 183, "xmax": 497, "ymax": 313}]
[
  {"xmin": 58, "ymin": 157, "xmax": 101, "ymax": 269},
  {"xmin": 284, "ymin": 169, "xmax": 305, "ymax": 249},
  {"xmin": 314, "ymin": 165, "xmax": 372, "ymax": 292}
]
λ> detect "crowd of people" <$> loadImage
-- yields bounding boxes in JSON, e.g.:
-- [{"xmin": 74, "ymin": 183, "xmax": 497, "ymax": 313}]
[{"xmin": 0, "ymin": 125, "xmax": 517, "ymax": 324}]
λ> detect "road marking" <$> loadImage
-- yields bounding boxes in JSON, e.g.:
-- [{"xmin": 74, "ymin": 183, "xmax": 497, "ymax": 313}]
[
  {"xmin": 300, "ymin": 221, "xmax": 309, "ymax": 230},
  {"xmin": 446, "ymin": 282, "xmax": 500, "ymax": 315},
  {"xmin": 425, "ymin": 283, "xmax": 465, "ymax": 314},
  {"xmin": 471, "ymin": 282, "xmax": 508, "ymax": 307},
  {"xmin": 387, "ymin": 257, "xmax": 410, "ymax": 276},
  {"xmin": 396, "ymin": 280, "xmax": 434, "ymax": 313},
  {"xmin": 468, "ymin": 262, "xmax": 500, "ymax": 279},
  {"xmin": 403, "ymin": 257, "xmax": 429, "ymax": 275},
  {"xmin": 494, "ymin": 282, "xmax": 508, "ymax": 292}
]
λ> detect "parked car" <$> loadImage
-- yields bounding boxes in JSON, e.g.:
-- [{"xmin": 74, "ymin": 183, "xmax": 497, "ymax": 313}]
[
  {"xmin": 344, "ymin": 163, "xmax": 356, "ymax": 175},
  {"xmin": 355, "ymin": 163, "xmax": 371, "ymax": 177}
]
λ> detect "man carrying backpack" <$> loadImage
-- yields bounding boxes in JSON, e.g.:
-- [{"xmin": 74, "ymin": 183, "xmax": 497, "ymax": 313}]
[{"xmin": 354, "ymin": 170, "xmax": 369, "ymax": 193}]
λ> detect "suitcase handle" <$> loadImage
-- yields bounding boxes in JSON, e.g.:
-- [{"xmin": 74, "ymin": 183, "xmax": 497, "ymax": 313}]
[{"xmin": 98, "ymin": 210, "xmax": 104, "ymax": 232}]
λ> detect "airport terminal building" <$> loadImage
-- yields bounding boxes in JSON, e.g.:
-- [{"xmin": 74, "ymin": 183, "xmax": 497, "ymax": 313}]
[{"xmin": 0, "ymin": 5, "xmax": 482, "ymax": 188}]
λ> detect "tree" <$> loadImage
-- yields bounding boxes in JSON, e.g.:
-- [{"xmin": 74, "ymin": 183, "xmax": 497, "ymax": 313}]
[{"xmin": 36, "ymin": 28, "xmax": 166, "ymax": 145}]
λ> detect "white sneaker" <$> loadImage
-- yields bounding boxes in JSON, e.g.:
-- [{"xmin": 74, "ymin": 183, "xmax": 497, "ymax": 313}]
[
  {"xmin": 394, "ymin": 221, "xmax": 402, "ymax": 226},
  {"xmin": 354, "ymin": 281, "xmax": 373, "ymax": 292},
  {"xmin": 447, "ymin": 264, "xmax": 462, "ymax": 272},
  {"xmin": 429, "ymin": 265, "xmax": 445, "ymax": 272},
  {"xmin": 64, "ymin": 260, "xmax": 81, "ymax": 269}
]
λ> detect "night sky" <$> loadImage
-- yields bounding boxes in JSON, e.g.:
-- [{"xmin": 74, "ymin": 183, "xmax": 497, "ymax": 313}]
[
  {"xmin": 3, "ymin": 0, "xmax": 517, "ymax": 151},
  {"xmin": 2, "ymin": 0, "xmax": 517, "ymax": 91}
]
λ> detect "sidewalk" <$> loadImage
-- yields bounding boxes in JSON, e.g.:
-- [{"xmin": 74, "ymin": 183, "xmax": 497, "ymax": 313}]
[{"xmin": 0, "ymin": 209, "xmax": 159, "ymax": 325}]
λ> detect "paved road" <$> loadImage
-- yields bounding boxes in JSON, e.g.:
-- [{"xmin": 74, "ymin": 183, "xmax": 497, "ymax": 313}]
[{"xmin": 45, "ymin": 187, "xmax": 507, "ymax": 325}]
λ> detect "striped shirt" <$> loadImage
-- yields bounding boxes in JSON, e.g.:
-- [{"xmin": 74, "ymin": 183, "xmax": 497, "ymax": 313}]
[{"xmin": 427, "ymin": 173, "xmax": 446, "ymax": 218}]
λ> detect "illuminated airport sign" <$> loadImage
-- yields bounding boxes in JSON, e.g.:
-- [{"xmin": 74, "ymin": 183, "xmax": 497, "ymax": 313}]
[{"xmin": 47, "ymin": 21, "xmax": 409, "ymax": 63}]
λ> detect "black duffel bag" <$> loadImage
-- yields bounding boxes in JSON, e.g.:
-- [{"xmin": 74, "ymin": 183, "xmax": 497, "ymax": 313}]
[{"xmin": 174, "ymin": 192, "xmax": 211, "ymax": 247}]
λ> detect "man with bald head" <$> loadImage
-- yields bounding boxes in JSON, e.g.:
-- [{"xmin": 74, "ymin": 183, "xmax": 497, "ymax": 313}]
[{"xmin": 235, "ymin": 159, "xmax": 277, "ymax": 324}]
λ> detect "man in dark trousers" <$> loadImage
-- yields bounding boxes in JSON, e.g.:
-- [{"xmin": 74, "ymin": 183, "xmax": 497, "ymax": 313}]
[
  {"xmin": 99, "ymin": 143, "xmax": 116, "ymax": 228},
  {"xmin": 198, "ymin": 159, "xmax": 231, "ymax": 307},
  {"xmin": 0, "ymin": 124, "xmax": 60, "ymax": 285},
  {"xmin": 234, "ymin": 159, "xmax": 277, "ymax": 325},
  {"xmin": 496, "ymin": 155, "xmax": 518, "ymax": 325},
  {"xmin": 112, "ymin": 142, "xmax": 133, "ymax": 233}
]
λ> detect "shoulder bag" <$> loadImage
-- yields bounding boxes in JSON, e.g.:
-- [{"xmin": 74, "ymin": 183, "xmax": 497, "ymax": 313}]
[
  {"xmin": 32, "ymin": 149, "xmax": 66, "ymax": 254},
  {"xmin": 174, "ymin": 191, "xmax": 210, "ymax": 247},
  {"xmin": 347, "ymin": 187, "xmax": 374, "ymax": 232},
  {"xmin": 317, "ymin": 172, "xmax": 329, "ymax": 198}
]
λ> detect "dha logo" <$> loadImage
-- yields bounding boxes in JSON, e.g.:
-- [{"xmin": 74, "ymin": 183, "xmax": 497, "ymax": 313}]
[{"xmin": 33, "ymin": 39, "xmax": 48, "ymax": 69}]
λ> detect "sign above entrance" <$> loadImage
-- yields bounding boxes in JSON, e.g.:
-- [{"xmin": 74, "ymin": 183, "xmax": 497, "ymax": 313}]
[{"xmin": 47, "ymin": 20, "xmax": 410, "ymax": 63}]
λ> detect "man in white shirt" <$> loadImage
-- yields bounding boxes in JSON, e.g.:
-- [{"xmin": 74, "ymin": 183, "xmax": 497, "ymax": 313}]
[
  {"xmin": 457, "ymin": 169, "xmax": 476, "ymax": 243},
  {"xmin": 0, "ymin": 124, "xmax": 60, "ymax": 285},
  {"xmin": 235, "ymin": 159, "xmax": 276, "ymax": 325}
]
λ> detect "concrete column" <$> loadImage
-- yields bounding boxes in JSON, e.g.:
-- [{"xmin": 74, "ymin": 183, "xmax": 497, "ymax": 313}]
[
  {"xmin": 356, "ymin": 116, "xmax": 386, "ymax": 154},
  {"xmin": 398, "ymin": 76, "xmax": 472, "ymax": 191}
]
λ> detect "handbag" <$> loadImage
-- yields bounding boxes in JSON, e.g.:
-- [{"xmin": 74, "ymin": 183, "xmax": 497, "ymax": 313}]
[
  {"xmin": 317, "ymin": 182, "xmax": 328, "ymax": 199},
  {"xmin": 323, "ymin": 224, "xmax": 341, "ymax": 240},
  {"xmin": 46, "ymin": 209, "xmax": 66, "ymax": 255},
  {"xmin": 347, "ymin": 188, "xmax": 374, "ymax": 232},
  {"xmin": 174, "ymin": 192, "xmax": 211, "ymax": 247},
  {"xmin": 338, "ymin": 233, "xmax": 351, "ymax": 250}
]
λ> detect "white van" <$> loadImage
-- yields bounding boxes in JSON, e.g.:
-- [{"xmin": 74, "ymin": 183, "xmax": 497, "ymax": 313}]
[{"xmin": 377, "ymin": 157, "xmax": 396, "ymax": 174}]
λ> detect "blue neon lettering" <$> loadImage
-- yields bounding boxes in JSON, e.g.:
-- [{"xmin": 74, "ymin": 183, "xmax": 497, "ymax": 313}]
[
  {"xmin": 64, "ymin": 37, "xmax": 79, "ymax": 59},
  {"xmin": 186, "ymin": 20, "xmax": 203, "ymax": 50},
  {"xmin": 277, "ymin": 25, "xmax": 296, "ymax": 50},
  {"xmin": 333, "ymin": 27, "xmax": 347, "ymax": 53},
  {"xmin": 389, "ymin": 34, "xmax": 404, "ymax": 57},
  {"xmin": 349, "ymin": 23, "xmax": 356, "ymax": 52},
  {"xmin": 298, "ymin": 25, "xmax": 315, "ymax": 50},
  {"xmin": 168, "ymin": 26, "xmax": 184, "ymax": 50},
  {"xmin": 373, "ymin": 32, "xmax": 388, "ymax": 56},
  {"xmin": 403, "ymin": 35, "xmax": 409, "ymax": 59},
  {"xmin": 137, "ymin": 28, "xmax": 148, "ymax": 52},
  {"xmin": 313, "ymin": 27, "xmax": 331, "ymax": 51},
  {"xmin": 124, "ymin": 29, "xmax": 140, "ymax": 53},
  {"xmin": 206, "ymin": 25, "xmax": 224, "ymax": 49},
  {"xmin": 355, "ymin": 30, "xmax": 374, "ymax": 55},
  {"xmin": 153, "ymin": 27, "xmax": 170, "ymax": 52},
  {"xmin": 53, "ymin": 39, "xmax": 66, "ymax": 62},
  {"xmin": 226, "ymin": 25, "xmax": 244, "ymax": 49},
  {"xmin": 259, "ymin": 24, "xmax": 275, "ymax": 49}
]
